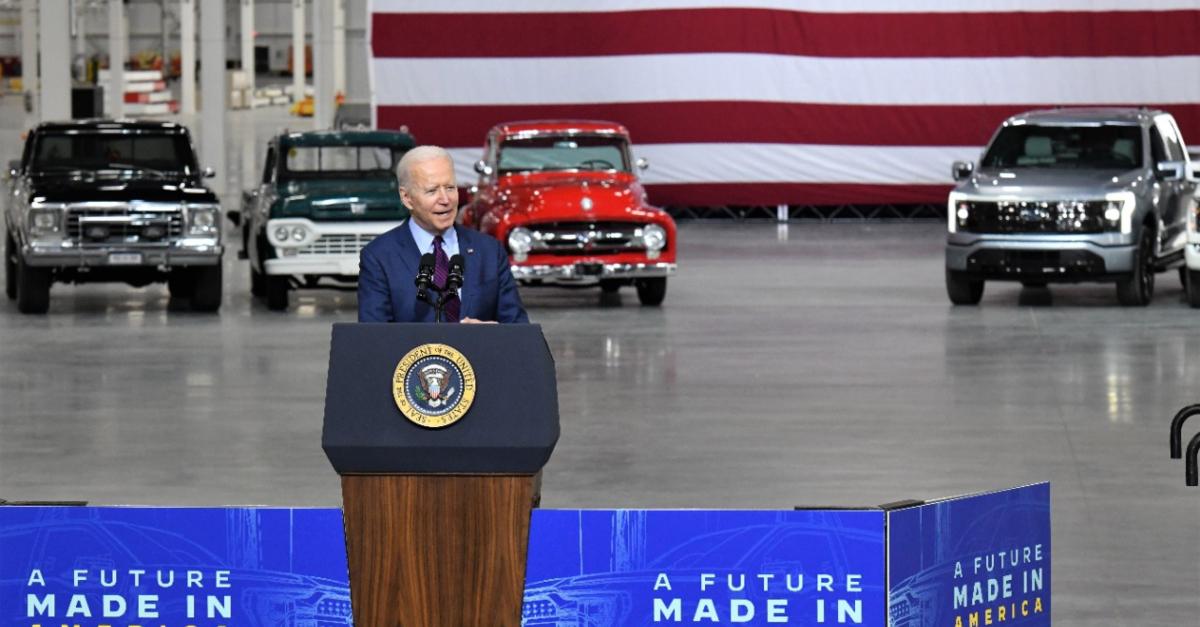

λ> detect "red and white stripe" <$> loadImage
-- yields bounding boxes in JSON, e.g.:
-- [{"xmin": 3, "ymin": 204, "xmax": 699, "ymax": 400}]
[{"xmin": 370, "ymin": 0, "xmax": 1200, "ymax": 206}]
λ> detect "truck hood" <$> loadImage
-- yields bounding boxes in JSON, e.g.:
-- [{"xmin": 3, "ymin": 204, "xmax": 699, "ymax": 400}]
[
  {"xmin": 29, "ymin": 175, "xmax": 217, "ymax": 204},
  {"xmin": 494, "ymin": 172, "xmax": 658, "ymax": 222},
  {"xmin": 274, "ymin": 178, "xmax": 406, "ymax": 220},
  {"xmin": 959, "ymin": 168, "xmax": 1148, "ymax": 198}
]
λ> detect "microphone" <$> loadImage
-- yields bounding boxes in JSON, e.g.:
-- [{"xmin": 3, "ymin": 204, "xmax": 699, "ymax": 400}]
[
  {"xmin": 414, "ymin": 252, "xmax": 435, "ymax": 301},
  {"xmin": 447, "ymin": 254, "xmax": 465, "ymax": 293}
]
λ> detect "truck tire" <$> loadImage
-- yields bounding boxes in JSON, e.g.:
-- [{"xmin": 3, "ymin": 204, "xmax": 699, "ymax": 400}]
[
  {"xmin": 167, "ymin": 271, "xmax": 194, "ymax": 300},
  {"xmin": 1116, "ymin": 228, "xmax": 1155, "ymax": 306},
  {"xmin": 15, "ymin": 256, "xmax": 50, "ymax": 314},
  {"xmin": 635, "ymin": 277, "xmax": 666, "ymax": 306},
  {"xmin": 599, "ymin": 279, "xmax": 622, "ymax": 293},
  {"xmin": 1187, "ymin": 269, "xmax": 1200, "ymax": 309},
  {"xmin": 945, "ymin": 269, "xmax": 984, "ymax": 305},
  {"xmin": 265, "ymin": 275, "xmax": 289, "ymax": 311},
  {"xmin": 4, "ymin": 230, "xmax": 16, "ymax": 300},
  {"xmin": 190, "ymin": 265, "xmax": 222, "ymax": 312}
]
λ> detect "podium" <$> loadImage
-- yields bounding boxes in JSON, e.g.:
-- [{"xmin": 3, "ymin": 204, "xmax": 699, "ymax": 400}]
[{"xmin": 322, "ymin": 322, "xmax": 559, "ymax": 626}]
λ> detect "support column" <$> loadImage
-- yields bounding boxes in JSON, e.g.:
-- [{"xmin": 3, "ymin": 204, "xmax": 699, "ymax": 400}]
[
  {"xmin": 240, "ymin": 0, "xmax": 255, "ymax": 95},
  {"xmin": 313, "ymin": 0, "xmax": 334, "ymax": 129},
  {"xmin": 292, "ymin": 0, "xmax": 305, "ymax": 104},
  {"xmin": 20, "ymin": 0, "xmax": 39, "ymax": 123},
  {"xmin": 199, "ymin": 0, "xmax": 226, "ymax": 195},
  {"xmin": 108, "ymin": 0, "xmax": 126, "ymax": 119},
  {"xmin": 333, "ymin": 0, "xmax": 345, "ymax": 98},
  {"xmin": 74, "ymin": 2, "xmax": 85, "ymax": 75},
  {"xmin": 39, "ymin": 0, "xmax": 71, "ymax": 122},
  {"xmin": 180, "ymin": 0, "xmax": 196, "ymax": 115}
]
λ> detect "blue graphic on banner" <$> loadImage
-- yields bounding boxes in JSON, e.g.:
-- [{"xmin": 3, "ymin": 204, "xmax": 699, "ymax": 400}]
[
  {"xmin": 887, "ymin": 483, "xmax": 1051, "ymax": 627},
  {"xmin": 0, "ymin": 507, "xmax": 352, "ymax": 626},
  {"xmin": 521, "ymin": 509, "xmax": 885, "ymax": 626}
]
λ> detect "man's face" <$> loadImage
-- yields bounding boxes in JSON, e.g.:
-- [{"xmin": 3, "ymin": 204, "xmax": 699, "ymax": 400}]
[{"xmin": 400, "ymin": 157, "xmax": 459, "ymax": 234}]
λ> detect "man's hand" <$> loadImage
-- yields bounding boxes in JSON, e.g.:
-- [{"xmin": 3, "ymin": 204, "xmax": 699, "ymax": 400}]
[{"xmin": 460, "ymin": 317, "xmax": 498, "ymax": 325}]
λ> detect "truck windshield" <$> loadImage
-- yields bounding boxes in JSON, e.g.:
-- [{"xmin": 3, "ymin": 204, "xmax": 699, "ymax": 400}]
[
  {"xmin": 981, "ymin": 124, "xmax": 1143, "ymax": 170},
  {"xmin": 498, "ymin": 135, "xmax": 629, "ymax": 174},
  {"xmin": 282, "ymin": 145, "xmax": 397, "ymax": 178},
  {"xmin": 31, "ymin": 132, "xmax": 194, "ymax": 174}
]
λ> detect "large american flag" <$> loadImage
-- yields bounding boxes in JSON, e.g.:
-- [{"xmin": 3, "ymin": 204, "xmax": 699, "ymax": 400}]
[{"xmin": 369, "ymin": 0, "xmax": 1200, "ymax": 207}]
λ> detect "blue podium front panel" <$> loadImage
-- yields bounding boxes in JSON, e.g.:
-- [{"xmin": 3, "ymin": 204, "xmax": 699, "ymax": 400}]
[
  {"xmin": 887, "ymin": 483, "xmax": 1052, "ymax": 627},
  {"xmin": 522, "ymin": 509, "xmax": 886, "ymax": 626}
]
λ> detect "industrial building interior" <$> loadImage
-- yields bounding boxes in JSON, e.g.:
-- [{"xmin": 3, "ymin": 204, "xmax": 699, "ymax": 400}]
[{"xmin": 0, "ymin": 2, "xmax": 1196, "ymax": 626}]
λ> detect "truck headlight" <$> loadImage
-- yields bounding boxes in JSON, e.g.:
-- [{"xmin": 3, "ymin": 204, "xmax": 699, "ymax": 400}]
[
  {"xmin": 508, "ymin": 227, "xmax": 533, "ymax": 262},
  {"xmin": 947, "ymin": 192, "xmax": 966, "ymax": 233},
  {"xmin": 187, "ymin": 205, "xmax": 220, "ymax": 237},
  {"xmin": 29, "ymin": 208, "xmax": 62, "ymax": 235},
  {"xmin": 641, "ymin": 224, "xmax": 667, "ymax": 251},
  {"xmin": 268, "ymin": 220, "xmax": 313, "ymax": 247},
  {"xmin": 1104, "ymin": 191, "xmax": 1136, "ymax": 234}
]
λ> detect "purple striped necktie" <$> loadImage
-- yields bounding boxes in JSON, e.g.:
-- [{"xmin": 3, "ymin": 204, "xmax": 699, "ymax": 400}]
[{"xmin": 432, "ymin": 235, "xmax": 461, "ymax": 323}]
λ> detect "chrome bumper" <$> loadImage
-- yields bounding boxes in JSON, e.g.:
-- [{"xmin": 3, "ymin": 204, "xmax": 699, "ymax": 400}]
[
  {"xmin": 1187, "ymin": 236, "xmax": 1200, "ymax": 269},
  {"xmin": 512, "ymin": 262, "xmax": 676, "ymax": 284},
  {"xmin": 22, "ymin": 243, "xmax": 222, "ymax": 267},
  {"xmin": 265, "ymin": 254, "xmax": 361, "ymax": 276}
]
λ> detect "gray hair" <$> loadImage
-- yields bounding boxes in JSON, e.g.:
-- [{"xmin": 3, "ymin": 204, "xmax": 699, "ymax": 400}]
[{"xmin": 396, "ymin": 145, "xmax": 454, "ymax": 189}]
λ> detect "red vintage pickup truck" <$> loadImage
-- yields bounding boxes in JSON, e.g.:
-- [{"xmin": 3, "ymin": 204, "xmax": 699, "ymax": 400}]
[{"xmin": 460, "ymin": 120, "xmax": 677, "ymax": 305}]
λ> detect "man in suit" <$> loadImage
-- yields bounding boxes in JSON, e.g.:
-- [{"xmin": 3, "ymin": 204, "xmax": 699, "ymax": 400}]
[{"xmin": 358, "ymin": 146, "xmax": 528, "ymax": 323}]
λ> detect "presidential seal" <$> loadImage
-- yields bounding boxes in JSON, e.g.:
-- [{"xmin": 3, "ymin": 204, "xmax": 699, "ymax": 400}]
[{"xmin": 392, "ymin": 343, "xmax": 477, "ymax": 428}]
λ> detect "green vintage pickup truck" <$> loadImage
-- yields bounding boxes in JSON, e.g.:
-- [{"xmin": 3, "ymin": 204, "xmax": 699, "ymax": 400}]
[{"xmin": 230, "ymin": 130, "xmax": 414, "ymax": 310}]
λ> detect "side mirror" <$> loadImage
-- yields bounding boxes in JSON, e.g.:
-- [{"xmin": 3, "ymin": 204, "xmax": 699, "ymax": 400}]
[
  {"xmin": 7, "ymin": 159, "xmax": 20, "ymax": 178},
  {"xmin": 225, "ymin": 210, "xmax": 242, "ymax": 227},
  {"xmin": 1156, "ymin": 160, "xmax": 1184, "ymax": 182},
  {"xmin": 474, "ymin": 160, "xmax": 493, "ymax": 176},
  {"xmin": 952, "ymin": 160, "xmax": 974, "ymax": 181},
  {"xmin": 636, "ymin": 157, "xmax": 649, "ymax": 171},
  {"xmin": 202, "ymin": 166, "xmax": 216, "ymax": 179}
]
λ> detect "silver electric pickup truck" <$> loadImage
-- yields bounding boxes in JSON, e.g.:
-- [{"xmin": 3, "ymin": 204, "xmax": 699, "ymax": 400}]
[{"xmin": 945, "ymin": 108, "xmax": 1193, "ymax": 306}]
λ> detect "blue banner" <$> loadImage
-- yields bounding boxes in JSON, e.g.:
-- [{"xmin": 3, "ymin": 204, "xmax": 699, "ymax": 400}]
[
  {"xmin": 0, "ymin": 507, "xmax": 351, "ymax": 626},
  {"xmin": 887, "ymin": 483, "xmax": 1051, "ymax": 627},
  {"xmin": 0, "ymin": 486, "xmax": 1047, "ymax": 627},
  {"xmin": 523, "ymin": 509, "xmax": 886, "ymax": 626}
]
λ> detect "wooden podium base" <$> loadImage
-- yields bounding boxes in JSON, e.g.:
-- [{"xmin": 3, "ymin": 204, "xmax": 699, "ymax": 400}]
[{"xmin": 341, "ymin": 474, "xmax": 534, "ymax": 627}]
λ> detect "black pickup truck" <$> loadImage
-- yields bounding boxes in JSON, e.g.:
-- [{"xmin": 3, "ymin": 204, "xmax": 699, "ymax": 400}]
[{"xmin": 4, "ymin": 120, "xmax": 223, "ymax": 313}]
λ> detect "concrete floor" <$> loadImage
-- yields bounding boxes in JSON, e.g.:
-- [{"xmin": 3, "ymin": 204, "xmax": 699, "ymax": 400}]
[{"xmin": 2, "ymin": 98, "xmax": 1199, "ymax": 625}]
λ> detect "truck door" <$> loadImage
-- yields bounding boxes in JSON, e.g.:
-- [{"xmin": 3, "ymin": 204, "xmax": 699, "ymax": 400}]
[{"xmin": 1152, "ymin": 117, "xmax": 1188, "ymax": 254}]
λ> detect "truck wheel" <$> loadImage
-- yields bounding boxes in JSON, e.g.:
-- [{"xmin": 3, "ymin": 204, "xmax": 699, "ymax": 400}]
[
  {"xmin": 167, "ymin": 271, "xmax": 194, "ymax": 301},
  {"xmin": 1116, "ymin": 228, "xmax": 1155, "ymax": 306},
  {"xmin": 599, "ymin": 279, "xmax": 622, "ymax": 293},
  {"xmin": 15, "ymin": 256, "xmax": 50, "ymax": 314},
  {"xmin": 4, "ymin": 231, "xmax": 16, "ymax": 300},
  {"xmin": 265, "ymin": 275, "xmax": 289, "ymax": 311},
  {"xmin": 1187, "ymin": 269, "xmax": 1200, "ymax": 308},
  {"xmin": 1180, "ymin": 266, "xmax": 1189, "ymax": 288},
  {"xmin": 945, "ymin": 269, "xmax": 984, "ymax": 305},
  {"xmin": 635, "ymin": 277, "xmax": 666, "ymax": 306},
  {"xmin": 190, "ymin": 265, "xmax": 222, "ymax": 312}
]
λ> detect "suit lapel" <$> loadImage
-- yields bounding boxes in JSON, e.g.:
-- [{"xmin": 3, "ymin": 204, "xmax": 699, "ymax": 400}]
[
  {"xmin": 393, "ymin": 219, "xmax": 420, "ymax": 278},
  {"xmin": 456, "ymin": 226, "xmax": 480, "ymax": 318}
]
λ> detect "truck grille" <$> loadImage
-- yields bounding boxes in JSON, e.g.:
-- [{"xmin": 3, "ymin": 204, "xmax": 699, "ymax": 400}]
[
  {"xmin": 527, "ymin": 221, "xmax": 646, "ymax": 254},
  {"xmin": 961, "ymin": 200, "xmax": 1112, "ymax": 234},
  {"xmin": 67, "ymin": 205, "xmax": 183, "ymax": 244},
  {"xmin": 296, "ymin": 233, "xmax": 377, "ymax": 256}
]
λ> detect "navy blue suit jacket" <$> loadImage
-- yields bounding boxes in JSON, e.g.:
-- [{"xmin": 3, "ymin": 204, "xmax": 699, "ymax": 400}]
[{"xmin": 358, "ymin": 222, "xmax": 529, "ymax": 323}]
